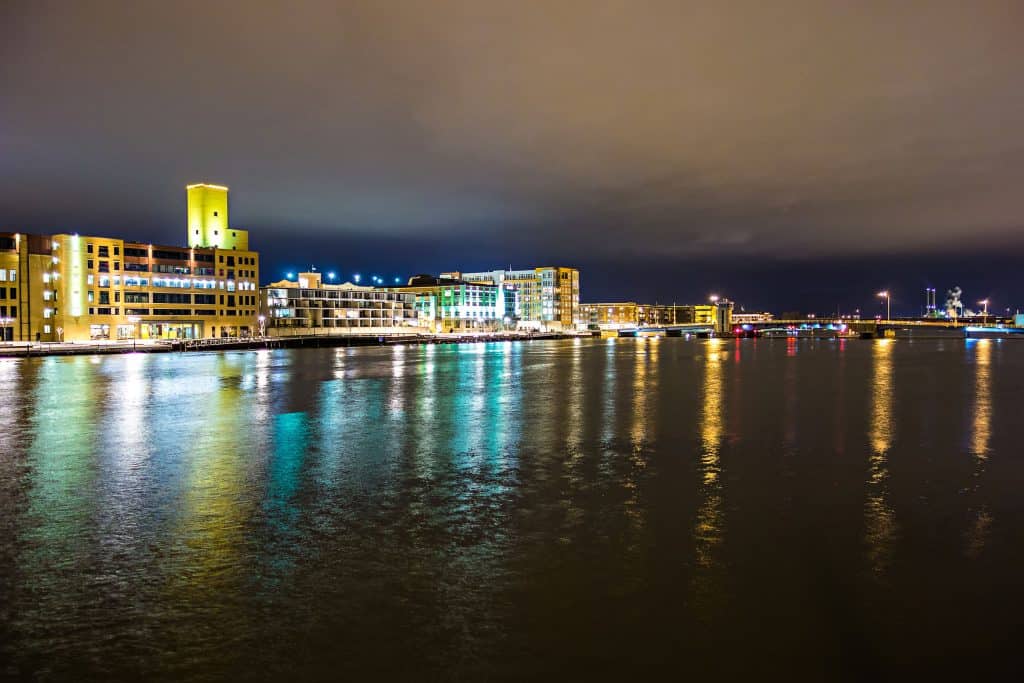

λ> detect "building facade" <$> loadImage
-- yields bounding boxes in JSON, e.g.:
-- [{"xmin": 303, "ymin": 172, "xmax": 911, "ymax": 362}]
[
  {"xmin": 0, "ymin": 183, "xmax": 260, "ymax": 342},
  {"xmin": 262, "ymin": 271, "xmax": 421, "ymax": 334},
  {"xmin": 731, "ymin": 311, "xmax": 774, "ymax": 324},
  {"xmin": 392, "ymin": 275, "xmax": 514, "ymax": 333},
  {"xmin": 446, "ymin": 266, "xmax": 580, "ymax": 330},
  {"xmin": 580, "ymin": 302, "xmax": 697, "ymax": 328}
]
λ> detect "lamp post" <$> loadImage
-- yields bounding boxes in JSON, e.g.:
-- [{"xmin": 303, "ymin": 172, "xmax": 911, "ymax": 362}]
[
  {"xmin": 877, "ymin": 291, "xmax": 890, "ymax": 322},
  {"xmin": 127, "ymin": 315, "xmax": 140, "ymax": 351},
  {"xmin": 327, "ymin": 272, "xmax": 336, "ymax": 282},
  {"xmin": 978, "ymin": 299, "xmax": 989, "ymax": 324},
  {"xmin": 258, "ymin": 314, "xmax": 266, "ymax": 338}
]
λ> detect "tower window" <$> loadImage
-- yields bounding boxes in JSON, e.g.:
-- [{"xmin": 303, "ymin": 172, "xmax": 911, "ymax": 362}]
[{"xmin": 213, "ymin": 211, "xmax": 218, "ymax": 216}]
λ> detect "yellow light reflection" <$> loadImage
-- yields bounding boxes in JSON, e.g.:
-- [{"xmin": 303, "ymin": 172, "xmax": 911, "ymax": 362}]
[
  {"xmin": 565, "ymin": 337, "xmax": 584, "ymax": 453},
  {"xmin": 695, "ymin": 339, "xmax": 725, "ymax": 573},
  {"xmin": 966, "ymin": 339, "xmax": 993, "ymax": 558},
  {"xmin": 866, "ymin": 339, "xmax": 896, "ymax": 577},
  {"xmin": 969, "ymin": 340, "xmax": 992, "ymax": 459}
]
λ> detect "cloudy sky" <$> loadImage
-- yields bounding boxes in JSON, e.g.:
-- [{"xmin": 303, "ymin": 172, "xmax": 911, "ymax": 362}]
[{"xmin": 2, "ymin": 1, "xmax": 1022, "ymax": 312}]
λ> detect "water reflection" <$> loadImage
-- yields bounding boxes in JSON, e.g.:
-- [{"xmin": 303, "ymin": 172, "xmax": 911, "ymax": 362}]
[
  {"xmin": 695, "ymin": 339, "xmax": 725, "ymax": 575},
  {"xmin": 866, "ymin": 339, "xmax": 897, "ymax": 577},
  {"xmin": 3, "ymin": 339, "xmax": 1024, "ymax": 678},
  {"xmin": 968, "ymin": 340, "xmax": 992, "ymax": 459},
  {"xmin": 966, "ymin": 339, "xmax": 993, "ymax": 558}
]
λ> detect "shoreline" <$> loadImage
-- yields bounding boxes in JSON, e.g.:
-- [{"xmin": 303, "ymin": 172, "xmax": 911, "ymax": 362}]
[
  {"xmin": 0, "ymin": 331, "xmax": 586, "ymax": 358},
  {"xmin": 3, "ymin": 327, "xmax": 1021, "ymax": 359}
]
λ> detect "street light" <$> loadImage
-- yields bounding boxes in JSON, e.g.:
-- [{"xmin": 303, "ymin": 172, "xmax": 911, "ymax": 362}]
[
  {"xmin": 258, "ymin": 314, "xmax": 267, "ymax": 337},
  {"xmin": 353, "ymin": 273, "xmax": 361, "ymax": 284},
  {"xmin": 127, "ymin": 315, "xmax": 140, "ymax": 350},
  {"xmin": 286, "ymin": 271, "xmax": 295, "ymax": 279},
  {"xmin": 877, "ymin": 291, "xmax": 890, "ymax": 321},
  {"xmin": 978, "ymin": 299, "xmax": 990, "ymax": 323},
  {"xmin": 327, "ymin": 271, "xmax": 336, "ymax": 281},
  {"xmin": 709, "ymin": 294, "xmax": 720, "ymax": 303}
]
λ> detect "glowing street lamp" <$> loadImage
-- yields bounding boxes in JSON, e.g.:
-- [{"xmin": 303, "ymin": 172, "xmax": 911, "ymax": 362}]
[
  {"xmin": 258, "ymin": 314, "xmax": 267, "ymax": 337},
  {"xmin": 327, "ymin": 271, "xmax": 336, "ymax": 281},
  {"xmin": 353, "ymin": 273, "xmax": 361, "ymax": 284},
  {"xmin": 979, "ymin": 299, "xmax": 990, "ymax": 323},
  {"xmin": 709, "ymin": 294, "xmax": 720, "ymax": 303},
  {"xmin": 286, "ymin": 271, "xmax": 295, "ymax": 280},
  {"xmin": 877, "ymin": 291, "xmax": 890, "ymax": 321}
]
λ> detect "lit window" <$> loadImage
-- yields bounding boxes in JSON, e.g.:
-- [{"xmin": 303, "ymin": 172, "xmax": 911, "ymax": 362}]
[
  {"xmin": 44, "ymin": 325, "xmax": 52, "ymax": 333},
  {"xmin": 87, "ymin": 274, "xmax": 94, "ymax": 285}
]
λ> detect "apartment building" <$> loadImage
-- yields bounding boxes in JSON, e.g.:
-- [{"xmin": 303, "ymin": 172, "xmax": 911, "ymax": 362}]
[
  {"xmin": 262, "ymin": 271, "xmax": 420, "ymax": 334},
  {"xmin": 0, "ymin": 183, "xmax": 259, "ymax": 342}
]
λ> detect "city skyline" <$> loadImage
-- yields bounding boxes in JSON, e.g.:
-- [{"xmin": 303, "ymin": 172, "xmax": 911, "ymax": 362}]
[{"xmin": 3, "ymin": 1, "xmax": 1022, "ymax": 312}]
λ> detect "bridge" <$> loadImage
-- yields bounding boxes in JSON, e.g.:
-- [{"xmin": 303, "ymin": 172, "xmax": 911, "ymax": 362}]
[{"xmin": 615, "ymin": 318, "xmax": 1023, "ymax": 339}]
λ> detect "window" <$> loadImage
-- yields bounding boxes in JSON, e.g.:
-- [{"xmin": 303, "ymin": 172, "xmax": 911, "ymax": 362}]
[
  {"xmin": 43, "ymin": 308, "xmax": 52, "ymax": 319},
  {"xmin": 152, "ymin": 293, "xmax": 191, "ymax": 304},
  {"xmin": 114, "ymin": 261, "xmax": 120, "ymax": 271},
  {"xmin": 87, "ymin": 260, "xmax": 94, "ymax": 269},
  {"xmin": 213, "ymin": 211, "xmax": 218, "ymax": 216},
  {"xmin": 8, "ymin": 288, "xmax": 15, "ymax": 299},
  {"xmin": 44, "ymin": 325, "xmax": 51, "ymax": 334},
  {"xmin": 87, "ymin": 274, "xmax": 95, "ymax": 285},
  {"xmin": 43, "ymin": 290, "xmax": 52, "ymax": 301},
  {"xmin": 0, "ymin": 271, "xmax": 5, "ymax": 282},
  {"xmin": 98, "ymin": 245, "xmax": 109, "ymax": 257},
  {"xmin": 9, "ymin": 270, "xmax": 16, "ymax": 282},
  {"xmin": 114, "ymin": 246, "xmax": 120, "ymax": 256},
  {"xmin": 99, "ymin": 291, "xmax": 110, "ymax": 305},
  {"xmin": 98, "ymin": 261, "xmax": 110, "ymax": 273},
  {"xmin": 87, "ymin": 244, "xmax": 94, "ymax": 254}
]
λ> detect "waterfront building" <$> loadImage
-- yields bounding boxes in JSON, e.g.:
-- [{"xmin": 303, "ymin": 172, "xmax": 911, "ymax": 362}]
[
  {"xmin": 580, "ymin": 302, "xmax": 640, "ymax": 328},
  {"xmin": 261, "ymin": 271, "xmax": 421, "ymax": 335},
  {"xmin": 393, "ymin": 275, "xmax": 514, "ymax": 333},
  {"xmin": 0, "ymin": 183, "xmax": 259, "ymax": 342},
  {"xmin": 581, "ymin": 302, "xmax": 697, "ymax": 329},
  {"xmin": 445, "ymin": 266, "xmax": 580, "ymax": 330},
  {"xmin": 731, "ymin": 311, "xmax": 774, "ymax": 324}
]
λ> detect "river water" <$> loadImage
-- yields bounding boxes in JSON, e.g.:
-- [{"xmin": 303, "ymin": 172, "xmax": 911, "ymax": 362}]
[{"xmin": 1, "ymin": 338, "xmax": 1022, "ymax": 680}]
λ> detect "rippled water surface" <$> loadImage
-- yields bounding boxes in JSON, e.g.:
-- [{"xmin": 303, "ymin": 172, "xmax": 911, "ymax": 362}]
[{"xmin": 2, "ymin": 337, "xmax": 1024, "ymax": 680}]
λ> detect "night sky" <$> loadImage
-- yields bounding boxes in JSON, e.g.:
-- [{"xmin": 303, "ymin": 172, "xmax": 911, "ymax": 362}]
[{"xmin": 3, "ymin": 1, "xmax": 1023, "ymax": 315}]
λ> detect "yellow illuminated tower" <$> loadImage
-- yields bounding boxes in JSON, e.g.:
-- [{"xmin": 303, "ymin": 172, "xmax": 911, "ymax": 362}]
[{"xmin": 187, "ymin": 183, "xmax": 238, "ymax": 249}]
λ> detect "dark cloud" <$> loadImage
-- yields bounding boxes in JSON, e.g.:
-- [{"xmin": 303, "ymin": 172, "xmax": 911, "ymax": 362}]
[{"xmin": 2, "ymin": 0, "xmax": 1023, "ymax": 309}]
